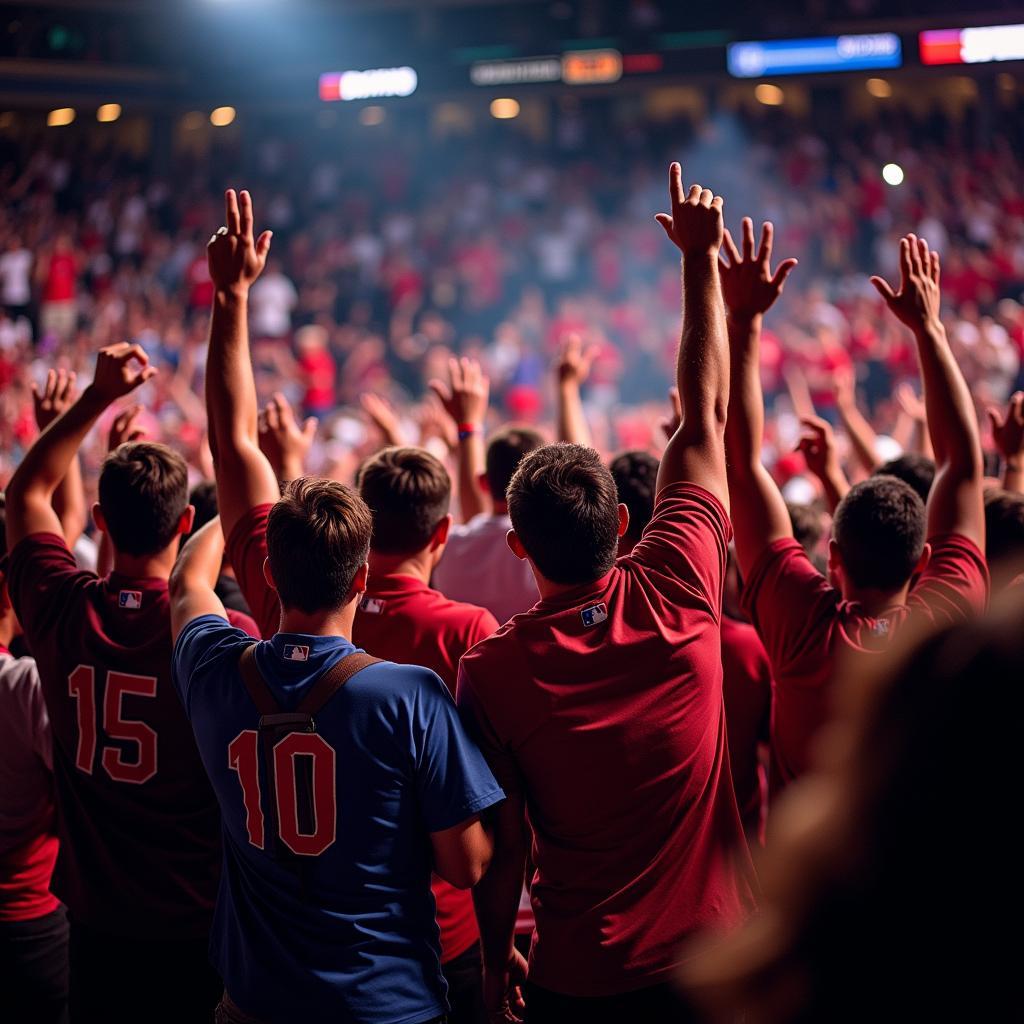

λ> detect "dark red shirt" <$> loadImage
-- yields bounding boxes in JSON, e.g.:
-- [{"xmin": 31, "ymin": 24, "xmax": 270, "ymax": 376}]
[
  {"xmin": 228, "ymin": 507, "xmax": 500, "ymax": 963},
  {"xmin": 7, "ymin": 533, "xmax": 258, "ymax": 938},
  {"xmin": 458, "ymin": 483, "xmax": 756, "ymax": 997},
  {"xmin": 354, "ymin": 572, "xmax": 498, "ymax": 963},
  {"xmin": 720, "ymin": 617, "xmax": 772, "ymax": 842},
  {"xmin": 742, "ymin": 534, "xmax": 989, "ymax": 790}
]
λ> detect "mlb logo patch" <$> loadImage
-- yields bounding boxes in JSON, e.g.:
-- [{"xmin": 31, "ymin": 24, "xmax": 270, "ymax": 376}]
[
  {"xmin": 581, "ymin": 602, "xmax": 608, "ymax": 628},
  {"xmin": 871, "ymin": 619, "xmax": 891, "ymax": 637},
  {"xmin": 360, "ymin": 597, "xmax": 386, "ymax": 615},
  {"xmin": 118, "ymin": 590, "xmax": 143, "ymax": 610},
  {"xmin": 283, "ymin": 644, "xmax": 310, "ymax": 662}
]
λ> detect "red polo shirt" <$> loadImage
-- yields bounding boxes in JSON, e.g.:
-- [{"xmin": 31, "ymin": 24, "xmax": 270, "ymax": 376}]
[
  {"xmin": 458, "ymin": 483, "xmax": 756, "ymax": 997},
  {"xmin": 354, "ymin": 572, "xmax": 498, "ymax": 963},
  {"xmin": 742, "ymin": 534, "xmax": 989, "ymax": 791}
]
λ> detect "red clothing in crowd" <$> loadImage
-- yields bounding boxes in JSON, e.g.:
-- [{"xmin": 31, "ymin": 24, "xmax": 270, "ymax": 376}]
[
  {"xmin": 742, "ymin": 534, "xmax": 988, "ymax": 791},
  {"xmin": 6, "ymin": 533, "xmax": 258, "ymax": 938},
  {"xmin": 458, "ymin": 483, "xmax": 756, "ymax": 997},
  {"xmin": 354, "ymin": 573, "xmax": 498, "ymax": 963},
  {"xmin": 43, "ymin": 252, "xmax": 76, "ymax": 303},
  {"xmin": 720, "ymin": 617, "xmax": 772, "ymax": 841}
]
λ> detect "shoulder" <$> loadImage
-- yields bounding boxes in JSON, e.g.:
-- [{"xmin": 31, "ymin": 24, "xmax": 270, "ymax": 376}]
[
  {"xmin": 226, "ymin": 608, "xmax": 262, "ymax": 638},
  {"xmin": 458, "ymin": 620, "xmax": 524, "ymax": 694},
  {"xmin": 428, "ymin": 590, "xmax": 500, "ymax": 640},
  {"xmin": 0, "ymin": 652, "xmax": 41, "ymax": 692},
  {"xmin": 173, "ymin": 614, "xmax": 255, "ymax": 674},
  {"xmin": 9, "ymin": 531, "xmax": 86, "ymax": 580}
]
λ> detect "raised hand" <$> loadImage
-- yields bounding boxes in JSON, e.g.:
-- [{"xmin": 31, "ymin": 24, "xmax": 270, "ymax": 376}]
[
  {"xmin": 719, "ymin": 218, "xmax": 798, "ymax": 321},
  {"xmin": 91, "ymin": 343, "xmax": 157, "ymax": 404},
  {"xmin": 417, "ymin": 395, "xmax": 458, "ymax": 453},
  {"xmin": 896, "ymin": 382, "xmax": 927, "ymax": 423},
  {"xmin": 207, "ymin": 189, "xmax": 273, "ymax": 296},
  {"xmin": 429, "ymin": 356, "xmax": 490, "ymax": 429},
  {"xmin": 32, "ymin": 368, "xmax": 78, "ymax": 431},
  {"xmin": 556, "ymin": 333, "xmax": 598, "ymax": 387},
  {"xmin": 797, "ymin": 415, "xmax": 850, "ymax": 512},
  {"xmin": 258, "ymin": 392, "xmax": 317, "ymax": 480},
  {"xmin": 987, "ymin": 391, "xmax": 1024, "ymax": 462},
  {"xmin": 833, "ymin": 364, "xmax": 856, "ymax": 409},
  {"xmin": 108, "ymin": 404, "xmax": 145, "ymax": 451},
  {"xmin": 870, "ymin": 233, "xmax": 941, "ymax": 335},
  {"xmin": 360, "ymin": 392, "xmax": 407, "ymax": 448},
  {"xmin": 655, "ymin": 162, "xmax": 724, "ymax": 258}
]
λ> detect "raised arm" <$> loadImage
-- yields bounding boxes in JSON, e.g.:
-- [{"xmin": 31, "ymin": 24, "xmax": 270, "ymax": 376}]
[
  {"xmin": 169, "ymin": 516, "xmax": 229, "ymax": 641},
  {"xmin": 797, "ymin": 415, "xmax": 850, "ymax": 514},
  {"xmin": 719, "ymin": 218, "xmax": 799, "ymax": 577},
  {"xmin": 654, "ymin": 163, "xmax": 730, "ymax": 503},
  {"xmin": 429, "ymin": 357, "xmax": 490, "ymax": 523},
  {"xmin": 205, "ymin": 189, "xmax": 280, "ymax": 540},
  {"xmin": 987, "ymin": 391, "xmax": 1024, "ymax": 494},
  {"xmin": 554, "ymin": 333, "xmax": 596, "ymax": 448},
  {"xmin": 833, "ymin": 365, "xmax": 879, "ymax": 477},
  {"xmin": 871, "ymin": 234, "xmax": 984, "ymax": 546},
  {"xmin": 258, "ymin": 392, "xmax": 317, "ymax": 483},
  {"xmin": 31, "ymin": 368, "xmax": 86, "ymax": 547},
  {"xmin": 6, "ymin": 345, "xmax": 156, "ymax": 550}
]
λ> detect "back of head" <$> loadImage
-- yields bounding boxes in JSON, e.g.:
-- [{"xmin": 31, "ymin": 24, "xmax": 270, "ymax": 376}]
[
  {"xmin": 98, "ymin": 442, "xmax": 189, "ymax": 557},
  {"xmin": 832, "ymin": 477, "xmax": 926, "ymax": 592},
  {"xmin": 508, "ymin": 443, "xmax": 620, "ymax": 585},
  {"xmin": 189, "ymin": 480, "xmax": 219, "ymax": 532},
  {"xmin": 984, "ymin": 488, "xmax": 1024, "ymax": 572},
  {"xmin": 485, "ymin": 426, "xmax": 545, "ymax": 505},
  {"xmin": 266, "ymin": 477, "xmax": 372, "ymax": 614},
  {"xmin": 357, "ymin": 446, "xmax": 450, "ymax": 556},
  {"xmin": 787, "ymin": 501, "xmax": 825, "ymax": 557},
  {"xmin": 874, "ymin": 453, "xmax": 936, "ymax": 504},
  {"xmin": 610, "ymin": 450, "xmax": 658, "ymax": 545}
]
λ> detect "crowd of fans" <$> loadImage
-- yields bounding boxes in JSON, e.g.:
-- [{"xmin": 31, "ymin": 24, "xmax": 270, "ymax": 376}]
[{"xmin": 2, "ymin": 95, "xmax": 1024, "ymax": 1024}]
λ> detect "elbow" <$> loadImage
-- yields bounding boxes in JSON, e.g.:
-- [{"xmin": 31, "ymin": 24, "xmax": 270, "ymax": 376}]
[{"xmin": 441, "ymin": 854, "xmax": 491, "ymax": 890}]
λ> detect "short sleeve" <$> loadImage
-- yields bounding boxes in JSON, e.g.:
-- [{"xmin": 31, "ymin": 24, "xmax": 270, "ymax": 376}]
[
  {"xmin": 413, "ymin": 669, "xmax": 505, "ymax": 833},
  {"xmin": 225, "ymin": 504, "xmax": 280, "ymax": 640},
  {"xmin": 741, "ymin": 538, "xmax": 840, "ymax": 681},
  {"xmin": 628, "ymin": 483, "xmax": 731, "ymax": 612},
  {"xmin": 172, "ymin": 614, "xmax": 255, "ymax": 714},
  {"xmin": 466, "ymin": 609, "xmax": 500, "ymax": 651},
  {"xmin": 456, "ymin": 662, "xmax": 525, "ymax": 798},
  {"xmin": 7, "ymin": 533, "xmax": 92, "ymax": 642},
  {"xmin": 908, "ymin": 534, "xmax": 989, "ymax": 626}
]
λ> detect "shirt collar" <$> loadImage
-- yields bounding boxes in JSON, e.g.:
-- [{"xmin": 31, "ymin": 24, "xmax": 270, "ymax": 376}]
[
  {"xmin": 534, "ymin": 569, "xmax": 615, "ymax": 612},
  {"xmin": 365, "ymin": 573, "xmax": 432, "ymax": 597}
]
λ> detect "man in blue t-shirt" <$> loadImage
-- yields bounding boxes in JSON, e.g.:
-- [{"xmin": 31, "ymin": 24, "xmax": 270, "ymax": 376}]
[{"xmin": 169, "ymin": 189, "xmax": 503, "ymax": 1024}]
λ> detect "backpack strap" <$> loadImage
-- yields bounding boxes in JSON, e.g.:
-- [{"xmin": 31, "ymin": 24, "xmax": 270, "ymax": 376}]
[
  {"xmin": 295, "ymin": 651, "xmax": 382, "ymax": 716},
  {"xmin": 237, "ymin": 644, "xmax": 280, "ymax": 716}
]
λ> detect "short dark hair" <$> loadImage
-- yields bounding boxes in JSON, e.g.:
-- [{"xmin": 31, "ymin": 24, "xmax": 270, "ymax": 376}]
[
  {"xmin": 98, "ymin": 442, "xmax": 189, "ymax": 556},
  {"xmin": 610, "ymin": 450, "xmax": 658, "ymax": 544},
  {"xmin": 508, "ymin": 443, "xmax": 620, "ymax": 585},
  {"xmin": 357, "ymin": 446, "xmax": 450, "ymax": 555},
  {"xmin": 266, "ymin": 477, "xmax": 372, "ymax": 614},
  {"xmin": 486, "ymin": 426, "xmax": 545, "ymax": 503},
  {"xmin": 874, "ymin": 454, "xmax": 936, "ymax": 505},
  {"xmin": 787, "ymin": 501, "xmax": 825, "ymax": 556},
  {"xmin": 189, "ymin": 481, "xmax": 219, "ymax": 532},
  {"xmin": 984, "ymin": 489, "xmax": 1024, "ymax": 568},
  {"xmin": 833, "ymin": 477, "xmax": 926, "ymax": 591}
]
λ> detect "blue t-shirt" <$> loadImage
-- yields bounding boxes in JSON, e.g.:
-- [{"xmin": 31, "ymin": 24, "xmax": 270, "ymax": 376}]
[{"xmin": 172, "ymin": 615, "xmax": 505, "ymax": 1024}]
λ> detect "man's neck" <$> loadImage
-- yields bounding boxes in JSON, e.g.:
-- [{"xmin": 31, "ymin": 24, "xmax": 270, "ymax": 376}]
[
  {"xmin": 367, "ymin": 549, "xmax": 434, "ymax": 586},
  {"xmin": 111, "ymin": 545, "xmax": 179, "ymax": 581},
  {"xmin": 841, "ymin": 581, "xmax": 912, "ymax": 618},
  {"xmin": 278, "ymin": 602, "xmax": 358, "ymax": 640}
]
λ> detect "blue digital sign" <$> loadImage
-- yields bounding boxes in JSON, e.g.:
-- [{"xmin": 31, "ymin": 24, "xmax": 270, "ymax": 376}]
[{"xmin": 727, "ymin": 33, "xmax": 902, "ymax": 77}]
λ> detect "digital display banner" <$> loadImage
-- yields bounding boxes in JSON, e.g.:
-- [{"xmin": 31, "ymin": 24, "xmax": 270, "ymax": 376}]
[
  {"xmin": 319, "ymin": 67, "xmax": 418, "ymax": 101},
  {"xmin": 920, "ymin": 24, "xmax": 1024, "ymax": 65},
  {"xmin": 728, "ymin": 33, "xmax": 902, "ymax": 77}
]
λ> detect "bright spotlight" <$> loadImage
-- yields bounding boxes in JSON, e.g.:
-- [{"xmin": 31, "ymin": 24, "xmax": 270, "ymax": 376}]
[
  {"xmin": 490, "ymin": 97, "xmax": 520, "ymax": 119},
  {"xmin": 47, "ymin": 107, "xmax": 76, "ymax": 127},
  {"xmin": 210, "ymin": 106, "xmax": 236, "ymax": 127},
  {"xmin": 97, "ymin": 103, "xmax": 121, "ymax": 123},
  {"xmin": 866, "ymin": 77, "xmax": 892, "ymax": 98},
  {"xmin": 754, "ymin": 83, "xmax": 784, "ymax": 106},
  {"xmin": 882, "ymin": 162, "xmax": 905, "ymax": 186}
]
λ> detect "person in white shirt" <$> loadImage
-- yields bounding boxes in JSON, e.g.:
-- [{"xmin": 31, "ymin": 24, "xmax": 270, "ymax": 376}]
[
  {"xmin": 433, "ymin": 425, "xmax": 543, "ymax": 625},
  {"xmin": 248, "ymin": 259, "xmax": 298, "ymax": 339},
  {"xmin": 0, "ymin": 236, "xmax": 33, "ymax": 318}
]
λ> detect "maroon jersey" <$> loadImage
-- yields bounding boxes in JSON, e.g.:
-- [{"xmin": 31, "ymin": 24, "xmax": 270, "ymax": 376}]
[{"xmin": 7, "ymin": 532, "xmax": 258, "ymax": 938}]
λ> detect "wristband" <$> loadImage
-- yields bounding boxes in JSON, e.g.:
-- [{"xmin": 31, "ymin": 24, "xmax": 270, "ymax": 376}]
[{"xmin": 457, "ymin": 423, "xmax": 479, "ymax": 441}]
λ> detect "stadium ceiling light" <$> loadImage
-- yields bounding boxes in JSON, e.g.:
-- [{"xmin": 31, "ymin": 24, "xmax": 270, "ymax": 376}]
[
  {"xmin": 210, "ymin": 106, "xmax": 236, "ymax": 127},
  {"xmin": 47, "ymin": 107, "xmax": 76, "ymax": 127},
  {"xmin": 97, "ymin": 103, "xmax": 122, "ymax": 123},
  {"xmin": 882, "ymin": 162, "xmax": 905, "ymax": 186},
  {"xmin": 490, "ymin": 97, "xmax": 520, "ymax": 119},
  {"xmin": 754, "ymin": 84, "xmax": 784, "ymax": 106},
  {"xmin": 866, "ymin": 77, "xmax": 892, "ymax": 98}
]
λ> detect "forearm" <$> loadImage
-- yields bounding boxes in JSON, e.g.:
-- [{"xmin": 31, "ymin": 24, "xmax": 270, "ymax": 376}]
[
  {"xmin": 916, "ymin": 323, "xmax": 982, "ymax": 479},
  {"xmin": 279, "ymin": 453, "xmax": 306, "ymax": 483},
  {"xmin": 819, "ymin": 463, "xmax": 850, "ymax": 515},
  {"xmin": 472, "ymin": 830, "xmax": 527, "ymax": 971},
  {"xmin": 556, "ymin": 380, "xmax": 593, "ymax": 448},
  {"xmin": 1004, "ymin": 458, "xmax": 1024, "ymax": 494},
  {"xmin": 206, "ymin": 290, "xmax": 259, "ymax": 452},
  {"xmin": 678, "ymin": 255, "xmax": 728, "ymax": 437},
  {"xmin": 52, "ymin": 455, "xmax": 87, "ymax": 547},
  {"xmin": 836, "ymin": 397, "xmax": 879, "ymax": 475},
  {"xmin": 457, "ymin": 433, "xmax": 487, "ymax": 523}
]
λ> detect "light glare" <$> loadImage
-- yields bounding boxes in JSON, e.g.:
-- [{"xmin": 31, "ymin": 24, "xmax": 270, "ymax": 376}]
[
  {"xmin": 882, "ymin": 162, "xmax": 905, "ymax": 186},
  {"xmin": 754, "ymin": 83, "xmax": 784, "ymax": 105},
  {"xmin": 47, "ymin": 107, "xmax": 76, "ymax": 127},
  {"xmin": 210, "ymin": 106, "xmax": 236, "ymax": 127},
  {"xmin": 97, "ymin": 103, "xmax": 121, "ymax": 123},
  {"xmin": 490, "ymin": 97, "xmax": 520, "ymax": 119}
]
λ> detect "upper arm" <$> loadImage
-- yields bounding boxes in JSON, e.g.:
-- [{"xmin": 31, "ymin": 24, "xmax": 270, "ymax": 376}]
[
  {"xmin": 213, "ymin": 442, "xmax": 281, "ymax": 545},
  {"xmin": 926, "ymin": 465, "xmax": 985, "ymax": 552},
  {"xmin": 909, "ymin": 535, "xmax": 989, "ymax": 625},
  {"xmin": 171, "ymin": 615, "xmax": 251, "ymax": 709},
  {"xmin": 630, "ymin": 482, "xmax": 731, "ymax": 607},
  {"xmin": 727, "ymin": 463, "xmax": 794, "ymax": 585},
  {"xmin": 225, "ymin": 505, "xmax": 280, "ymax": 640},
  {"xmin": 657, "ymin": 425, "xmax": 729, "ymax": 509},
  {"xmin": 430, "ymin": 815, "xmax": 493, "ymax": 889},
  {"xmin": 3, "ymin": 486, "xmax": 63, "ymax": 552},
  {"xmin": 170, "ymin": 586, "xmax": 228, "ymax": 644},
  {"xmin": 6, "ymin": 533, "xmax": 86, "ymax": 636}
]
